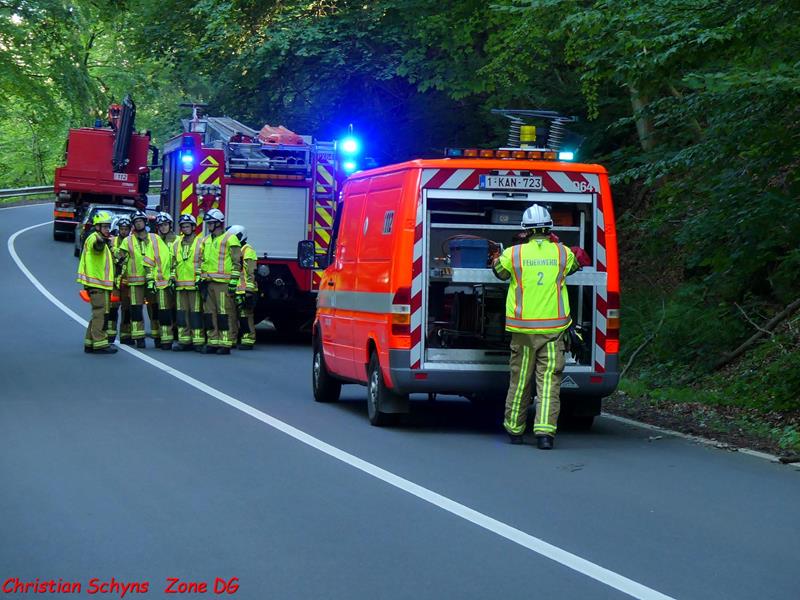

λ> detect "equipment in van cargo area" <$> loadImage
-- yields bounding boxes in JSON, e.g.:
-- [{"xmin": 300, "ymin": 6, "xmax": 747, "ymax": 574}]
[
  {"xmin": 490, "ymin": 209, "xmax": 523, "ymax": 225},
  {"xmin": 448, "ymin": 238, "xmax": 489, "ymax": 268}
]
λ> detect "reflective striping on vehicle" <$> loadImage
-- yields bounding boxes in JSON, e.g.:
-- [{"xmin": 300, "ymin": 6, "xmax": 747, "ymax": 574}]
[
  {"xmin": 410, "ymin": 198, "xmax": 425, "ymax": 369},
  {"xmin": 317, "ymin": 290, "xmax": 394, "ymax": 313}
]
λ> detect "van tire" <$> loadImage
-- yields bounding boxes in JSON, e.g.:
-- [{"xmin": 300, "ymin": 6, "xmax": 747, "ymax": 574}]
[
  {"xmin": 562, "ymin": 415, "xmax": 595, "ymax": 431},
  {"xmin": 312, "ymin": 338, "xmax": 341, "ymax": 403},
  {"xmin": 367, "ymin": 352, "xmax": 405, "ymax": 427}
]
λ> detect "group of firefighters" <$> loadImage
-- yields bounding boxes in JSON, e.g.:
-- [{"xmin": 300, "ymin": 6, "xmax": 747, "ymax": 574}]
[{"xmin": 77, "ymin": 208, "xmax": 259, "ymax": 355}]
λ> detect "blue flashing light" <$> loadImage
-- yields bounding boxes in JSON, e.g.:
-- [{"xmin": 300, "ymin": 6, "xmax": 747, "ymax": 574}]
[
  {"xmin": 342, "ymin": 161, "xmax": 358, "ymax": 174},
  {"xmin": 340, "ymin": 136, "xmax": 360, "ymax": 155},
  {"xmin": 558, "ymin": 151, "xmax": 575, "ymax": 161},
  {"xmin": 446, "ymin": 148, "xmax": 464, "ymax": 157},
  {"xmin": 181, "ymin": 151, "xmax": 194, "ymax": 171}
]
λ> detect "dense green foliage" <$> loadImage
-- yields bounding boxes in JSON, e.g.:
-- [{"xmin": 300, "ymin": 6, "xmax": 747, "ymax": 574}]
[{"xmin": 2, "ymin": 0, "xmax": 798, "ymax": 410}]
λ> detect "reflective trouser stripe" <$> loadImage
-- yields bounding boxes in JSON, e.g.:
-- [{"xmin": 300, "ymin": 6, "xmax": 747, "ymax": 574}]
[
  {"xmin": 145, "ymin": 288, "xmax": 160, "ymax": 340},
  {"xmin": 119, "ymin": 285, "xmax": 131, "ymax": 341},
  {"xmin": 177, "ymin": 290, "xmax": 205, "ymax": 345},
  {"xmin": 205, "ymin": 283, "xmax": 236, "ymax": 348},
  {"xmin": 534, "ymin": 334, "xmax": 565, "ymax": 435},
  {"xmin": 129, "ymin": 285, "xmax": 146, "ymax": 340},
  {"xmin": 157, "ymin": 288, "xmax": 174, "ymax": 344},
  {"xmin": 84, "ymin": 289, "xmax": 110, "ymax": 349},
  {"xmin": 504, "ymin": 343, "xmax": 532, "ymax": 435},
  {"xmin": 239, "ymin": 305, "xmax": 256, "ymax": 346}
]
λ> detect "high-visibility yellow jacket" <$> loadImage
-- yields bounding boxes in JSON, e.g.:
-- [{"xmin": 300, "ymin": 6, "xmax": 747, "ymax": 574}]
[
  {"xmin": 76, "ymin": 231, "xmax": 115, "ymax": 290},
  {"xmin": 120, "ymin": 233, "xmax": 156, "ymax": 286},
  {"xmin": 495, "ymin": 237, "xmax": 579, "ymax": 334},
  {"xmin": 147, "ymin": 233, "xmax": 172, "ymax": 289},
  {"xmin": 200, "ymin": 231, "xmax": 241, "ymax": 283},
  {"xmin": 237, "ymin": 243, "xmax": 258, "ymax": 294},
  {"xmin": 172, "ymin": 234, "xmax": 203, "ymax": 290}
]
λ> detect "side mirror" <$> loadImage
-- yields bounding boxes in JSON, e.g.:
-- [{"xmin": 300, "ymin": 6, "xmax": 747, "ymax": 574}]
[{"xmin": 297, "ymin": 240, "xmax": 330, "ymax": 270}]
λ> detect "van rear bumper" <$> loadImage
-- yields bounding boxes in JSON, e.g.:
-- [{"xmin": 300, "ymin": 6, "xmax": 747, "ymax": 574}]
[{"xmin": 388, "ymin": 350, "xmax": 619, "ymax": 399}]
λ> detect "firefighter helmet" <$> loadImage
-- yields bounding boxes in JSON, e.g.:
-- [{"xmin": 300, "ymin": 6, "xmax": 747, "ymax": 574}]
[
  {"xmin": 178, "ymin": 214, "xmax": 197, "ymax": 226},
  {"xmin": 226, "ymin": 225, "xmax": 247, "ymax": 243},
  {"xmin": 110, "ymin": 217, "xmax": 120, "ymax": 235},
  {"xmin": 155, "ymin": 211, "xmax": 173, "ymax": 225},
  {"xmin": 205, "ymin": 208, "xmax": 224, "ymax": 224},
  {"xmin": 521, "ymin": 204, "xmax": 553, "ymax": 230},
  {"xmin": 131, "ymin": 210, "xmax": 148, "ymax": 224},
  {"xmin": 117, "ymin": 216, "xmax": 132, "ymax": 228},
  {"xmin": 93, "ymin": 210, "xmax": 113, "ymax": 226}
]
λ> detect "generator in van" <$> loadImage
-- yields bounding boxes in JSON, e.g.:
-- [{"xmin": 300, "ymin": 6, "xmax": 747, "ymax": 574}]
[{"xmin": 298, "ymin": 111, "xmax": 619, "ymax": 427}]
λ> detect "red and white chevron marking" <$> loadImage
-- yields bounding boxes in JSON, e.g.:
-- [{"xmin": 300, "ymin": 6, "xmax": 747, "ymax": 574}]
[
  {"xmin": 410, "ymin": 199, "xmax": 424, "ymax": 369},
  {"xmin": 420, "ymin": 168, "xmax": 601, "ymax": 194}
]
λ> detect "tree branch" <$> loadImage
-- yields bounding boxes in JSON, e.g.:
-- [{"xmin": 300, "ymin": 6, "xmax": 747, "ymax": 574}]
[{"xmin": 621, "ymin": 298, "xmax": 666, "ymax": 379}]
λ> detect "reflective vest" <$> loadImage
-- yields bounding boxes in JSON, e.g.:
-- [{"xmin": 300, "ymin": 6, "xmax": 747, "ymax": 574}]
[
  {"xmin": 497, "ymin": 238, "xmax": 577, "ymax": 334},
  {"xmin": 148, "ymin": 233, "xmax": 172, "ymax": 289},
  {"xmin": 76, "ymin": 231, "xmax": 114, "ymax": 290},
  {"xmin": 201, "ymin": 232, "xmax": 241, "ymax": 283},
  {"xmin": 237, "ymin": 243, "xmax": 258, "ymax": 293},
  {"xmin": 172, "ymin": 234, "xmax": 203, "ymax": 290},
  {"xmin": 123, "ymin": 233, "xmax": 156, "ymax": 286}
]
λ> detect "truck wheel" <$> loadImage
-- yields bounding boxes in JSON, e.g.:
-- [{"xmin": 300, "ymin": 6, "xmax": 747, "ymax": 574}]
[
  {"xmin": 312, "ymin": 338, "xmax": 341, "ymax": 403},
  {"xmin": 367, "ymin": 352, "xmax": 405, "ymax": 427}
]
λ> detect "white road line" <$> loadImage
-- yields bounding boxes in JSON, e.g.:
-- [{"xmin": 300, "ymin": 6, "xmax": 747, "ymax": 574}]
[
  {"xmin": 0, "ymin": 201, "xmax": 50, "ymax": 211},
  {"xmin": 8, "ymin": 221, "xmax": 675, "ymax": 600}
]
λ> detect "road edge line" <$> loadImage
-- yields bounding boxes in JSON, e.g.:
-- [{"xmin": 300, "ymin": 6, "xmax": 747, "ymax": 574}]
[{"xmin": 601, "ymin": 413, "xmax": 799, "ymax": 469}]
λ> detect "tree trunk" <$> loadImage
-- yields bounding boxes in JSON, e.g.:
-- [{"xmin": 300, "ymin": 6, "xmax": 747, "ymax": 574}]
[{"xmin": 629, "ymin": 85, "xmax": 656, "ymax": 151}]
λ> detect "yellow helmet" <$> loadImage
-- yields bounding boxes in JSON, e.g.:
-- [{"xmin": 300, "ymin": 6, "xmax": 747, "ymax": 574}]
[{"xmin": 93, "ymin": 210, "xmax": 114, "ymax": 226}]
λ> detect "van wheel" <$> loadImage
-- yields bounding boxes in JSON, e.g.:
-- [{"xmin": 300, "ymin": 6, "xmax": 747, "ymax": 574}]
[
  {"xmin": 563, "ymin": 415, "xmax": 595, "ymax": 431},
  {"xmin": 312, "ymin": 338, "xmax": 341, "ymax": 403},
  {"xmin": 367, "ymin": 352, "xmax": 404, "ymax": 427}
]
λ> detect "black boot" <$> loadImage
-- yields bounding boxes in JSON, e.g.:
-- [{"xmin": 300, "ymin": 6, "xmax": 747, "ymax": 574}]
[
  {"xmin": 199, "ymin": 345, "xmax": 216, "ymax": 354},
  {"xmin": 536, "ymin": 435, "xmax": 554, "ymax": 450},
  {"xmin": 160, "ymin": 342, "xmax": 173, "ymax": 350},
  {"xmin": 135, "ymin": 339, "xmax": 146, "ymax": 349},
  {"xmin": 237, "ymin": 344, "xmax": 254, "ymax": 351},
  {"xmin": 94, "ymin": 345, "xmax": 118, "ymax": 354},
  {"xmin": 84, "ymin": 346, "xmax": 93, "ymax": 354},
  {"xmin": 173, "ymin": 343, "xmax": 190, "ymax": 352},
  {"xmin": 508, "ymin": 433, "xmax": 524, "ymax": 445},
  {"xmin": 217, "ymin": 347, "xmax": 231, "ymax": 355},
  {"xmin": 120, "ymin": 339, "xmax": 134, "ymax": 346}
]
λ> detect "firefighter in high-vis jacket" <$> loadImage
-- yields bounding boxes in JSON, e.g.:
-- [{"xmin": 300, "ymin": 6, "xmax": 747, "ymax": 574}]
[
  {"xmin": 172, "ymin": 214, "xmax": 205, "ymax": 351},
  {"xmin": 120, "ymin": 210, "xmax": 155, "ymax": 348},
  {"xmin": 492, "ymin": 204, "xmax": 583, "ymax": 450},
  {"xmin": 199, "ymin": 209, "xmax": 241, "ymax": 354},
  {"xmin": 227, "ymin": 225, "xmax": 257, "ymax": 350},
  {"xmin": 113, "ymin": 216, "xmax": 133, "ymax": 344},
  {"xmin": 156, "ymin": 211, "xmax": 178, "ymax": 245},
  {"xmin": 77, "ymin": 210, "xmax": 118, "ymax": 354}
]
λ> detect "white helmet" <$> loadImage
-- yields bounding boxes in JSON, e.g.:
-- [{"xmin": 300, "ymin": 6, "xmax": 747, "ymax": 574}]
[
  {"xmin": 205, "ymin": 208, "xmax": 225, "ymax": 223},
  {"xmin": 521, "ymin": 204, "xmax": 553, "ymax": 230},
  {"xmin": 227, "ymin": 224, "xmax": 247, "ymax": 243},
  {"xmin": 155, "ymin": 211, "xmax": 173, "ymax": 225}
]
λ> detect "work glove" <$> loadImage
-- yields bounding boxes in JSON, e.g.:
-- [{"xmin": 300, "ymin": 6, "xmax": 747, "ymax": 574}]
[
  {"xmin": 570, "ymin": 246, "xmax": 591, "ymax": 268},
  {"xmin": 146, "ymin": 279, "xmax": 156, "ymax": 293},
  {"xmin": 228, "ymin": 279, "xmax": 239, "ymax": 294}
]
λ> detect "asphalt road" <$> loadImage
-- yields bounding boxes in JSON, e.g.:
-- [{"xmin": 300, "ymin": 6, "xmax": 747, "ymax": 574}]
[{"xmin": 1, "ymin": 203, "xmax": 799, "ymax": 600}]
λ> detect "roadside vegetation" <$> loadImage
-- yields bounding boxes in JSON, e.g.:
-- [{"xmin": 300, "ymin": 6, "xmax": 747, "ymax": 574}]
[{"xmin": 2, "ymin": 0, "xmax": 798, "ymax": 450}]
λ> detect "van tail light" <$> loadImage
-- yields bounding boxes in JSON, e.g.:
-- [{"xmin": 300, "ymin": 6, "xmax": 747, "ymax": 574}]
[
  {"xmin": 391, "ymin": 287, "xmax": 411, "ymax": 336},
  {"xmin": 605, "ymin": 290, "xmax": 620, "ymax": 354}
]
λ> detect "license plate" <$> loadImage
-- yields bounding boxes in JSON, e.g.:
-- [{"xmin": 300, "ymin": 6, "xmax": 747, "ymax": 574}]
[
  {"xmin": 113, "ymin": 173, "xmax": 129, "ymax": 181},
  {"xmin": 479, "ymin": 175, "xmax": 542, "ymax": 191}
]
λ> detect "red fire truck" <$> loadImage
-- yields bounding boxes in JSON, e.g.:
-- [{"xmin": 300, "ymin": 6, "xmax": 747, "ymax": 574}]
[
  {"xmin": 158, "ymin": 107, "xmax": 341, "ymax": 333},
  {"xmin": 52, "ymin": 95, "xmax": 156, "ymax": 241}
]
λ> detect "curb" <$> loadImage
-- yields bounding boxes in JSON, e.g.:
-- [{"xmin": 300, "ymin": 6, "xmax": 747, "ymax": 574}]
[{"xmin": 600, "ymin": 413, "xmax": 800, "ymax": 470}]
